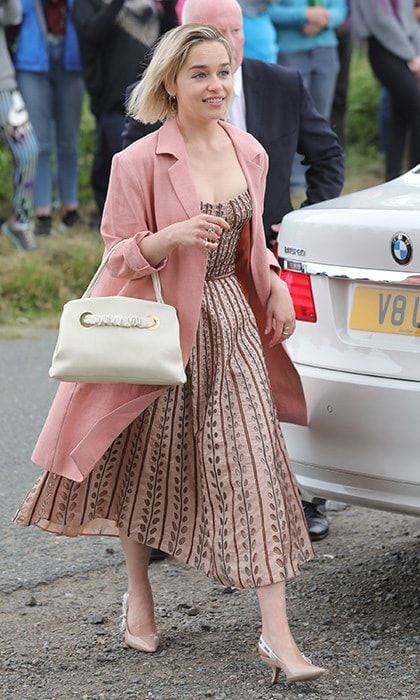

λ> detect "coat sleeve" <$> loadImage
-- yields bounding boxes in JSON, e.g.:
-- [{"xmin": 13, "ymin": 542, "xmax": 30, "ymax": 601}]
[
  {"xmin": 269, "ymin": 4, "xmax": 307, "ymax": 26},
  {"xmin": 256, "ymin": 148, "xmax": 281, "ymax": 271},
  {"xmin": 296, "ymin": 72, "xmax": 345, "ymax": 206},
  {"xmin": 326, "ymin": 0, "xmax": 347, "ymax": 29},
  {"xmin": 101, "ymin": 152, "xmax": 167, "ymax": 279}
]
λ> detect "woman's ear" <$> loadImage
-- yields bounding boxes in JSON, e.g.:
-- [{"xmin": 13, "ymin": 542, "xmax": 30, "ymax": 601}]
[{"xmin": 165, "ymin": 80, "xmax": 176, "ymax": 99}]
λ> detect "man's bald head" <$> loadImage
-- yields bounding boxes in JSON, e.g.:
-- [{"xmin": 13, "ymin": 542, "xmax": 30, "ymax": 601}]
[
  {"xmin": 183, "ymin": 0, "xmax": 242, "ymax": 23},
  {"xmin": 182, "ymin": 0, "xmax": 244, "ymax": 72}
]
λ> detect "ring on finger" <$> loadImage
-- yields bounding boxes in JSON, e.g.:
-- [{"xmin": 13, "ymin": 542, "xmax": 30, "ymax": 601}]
[
  {"xmin": 207, "ymin": 224, "xmax": 216, "ymax": 234},
  {"xmin": 283, "ymin": 326, "xmax": 291, "ymax": 336}
]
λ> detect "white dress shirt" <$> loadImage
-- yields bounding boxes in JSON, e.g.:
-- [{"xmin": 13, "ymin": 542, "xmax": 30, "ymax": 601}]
[{"xmin": 227, "ymin": 67, "xmax": 247, "ymax": 132}]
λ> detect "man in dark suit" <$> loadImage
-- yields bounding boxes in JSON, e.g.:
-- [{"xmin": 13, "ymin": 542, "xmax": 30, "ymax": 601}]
[{"xmin": 122, "ymin": 0, "xmax": 342, "ymax": 540}]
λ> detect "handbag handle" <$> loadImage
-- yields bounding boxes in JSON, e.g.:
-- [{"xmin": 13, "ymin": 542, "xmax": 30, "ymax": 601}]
[{"xmin": 82, "ymin": 240, "xmax": 164, "ymax": 303}]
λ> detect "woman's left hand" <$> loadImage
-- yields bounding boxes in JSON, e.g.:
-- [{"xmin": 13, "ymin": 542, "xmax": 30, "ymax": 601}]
[{"xmin": 264, "ymin": 273, "xmax": 296, "ymax": 348}]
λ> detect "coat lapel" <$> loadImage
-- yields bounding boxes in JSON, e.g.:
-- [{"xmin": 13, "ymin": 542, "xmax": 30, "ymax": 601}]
[
  {"xmin": 219, "ymin": 120, "xmax": 264, "ymax": 213},
  {"xmin": 156, "ymin": 118, "xmax": 200, "ymax": 220},
  {"xmin": 167, "ymin": 160, "xmax": 200, "ymax": 219},
  {"xmin": 220, "ymin": 121, "xmax": 269, "ymax": 305},
  {"xmin": 156, "ymin": 119, "xmax": 268, "ymax": 305}
]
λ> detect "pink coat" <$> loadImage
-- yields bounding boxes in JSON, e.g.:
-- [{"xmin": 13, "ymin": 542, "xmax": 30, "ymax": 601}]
[{"xmin": 32, "ymin": 119, "xmax": 307, "ymax": 482}]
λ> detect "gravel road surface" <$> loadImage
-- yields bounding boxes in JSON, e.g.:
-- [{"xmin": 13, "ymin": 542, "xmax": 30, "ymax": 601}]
[{"xmin": 0, "ymin": 331, "xmax": 418, "ymax": 700}]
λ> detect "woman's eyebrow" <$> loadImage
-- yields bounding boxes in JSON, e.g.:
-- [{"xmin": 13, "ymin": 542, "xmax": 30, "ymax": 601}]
[{"xmin": 188, "ymin": 62, "xmax": 230, "ymax": 71}]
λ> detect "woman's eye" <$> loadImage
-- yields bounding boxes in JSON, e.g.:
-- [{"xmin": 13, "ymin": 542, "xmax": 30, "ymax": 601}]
[
  {"xmin": 219, "ymin": 70, "xmax": 231, "ymax": 77},
  {"xmin": 193, "ymin": 73, "xmax": 206, "ymax": 79}
]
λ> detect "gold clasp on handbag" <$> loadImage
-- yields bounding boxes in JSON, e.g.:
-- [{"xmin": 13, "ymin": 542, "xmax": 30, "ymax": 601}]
[{"xmin": 79, "ymin": 312, "xmax": 160, "ymax": 330}]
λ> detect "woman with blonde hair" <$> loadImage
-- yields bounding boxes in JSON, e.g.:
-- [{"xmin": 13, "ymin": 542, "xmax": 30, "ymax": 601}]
[{"xmin": 15, "ymin": 23, "xmax": 325, "ymax": 685}]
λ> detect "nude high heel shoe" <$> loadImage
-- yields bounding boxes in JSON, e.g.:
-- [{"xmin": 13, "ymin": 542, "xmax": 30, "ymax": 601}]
[
  {"xmin": 258, "ymin": 637, "xmax": 326, "ymax": 684},
  {"xmin": 120, "ymin": 592, "xmax": 159, "ymax": 652}
]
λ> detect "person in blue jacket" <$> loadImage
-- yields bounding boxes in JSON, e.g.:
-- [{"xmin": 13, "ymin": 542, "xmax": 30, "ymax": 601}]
[
  {"xmin": 14, "ymin": 0, "xmax": 84, "ymax": 235},
  {"xmin": 270, "ymin": 0, "xmax": 346, "ymax": 189},
  {"xmin": 239, "ymin": 1, "xmax": 278, "ymax": 63}
]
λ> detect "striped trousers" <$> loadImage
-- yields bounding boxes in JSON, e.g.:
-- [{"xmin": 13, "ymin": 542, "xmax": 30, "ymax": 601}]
[{"xmin": 0, "ymin": 89, "xmax": 38, "ymax": 226}]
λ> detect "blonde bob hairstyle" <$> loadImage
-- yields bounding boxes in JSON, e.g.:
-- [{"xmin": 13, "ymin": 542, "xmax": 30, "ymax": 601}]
[{"xmin": 127, "ymin": 24, "xmax": 233, "ymax": 124}]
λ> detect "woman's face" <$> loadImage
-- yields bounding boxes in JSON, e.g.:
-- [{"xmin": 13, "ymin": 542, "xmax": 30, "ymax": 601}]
[{"xmin": 172, "ymin": 41, "xmax": 233, "ymax": 124}]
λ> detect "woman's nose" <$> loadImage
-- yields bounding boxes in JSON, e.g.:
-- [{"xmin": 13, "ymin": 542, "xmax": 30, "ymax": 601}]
[{"xmin": 207, "ymin": 75, "xmax": 222, "ymax": 91}]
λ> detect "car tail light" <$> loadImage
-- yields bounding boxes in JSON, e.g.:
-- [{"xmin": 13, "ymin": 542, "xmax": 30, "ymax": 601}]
[{"xmin": 280, "ymin": 270, "xmax": 317, "ymax": 322}]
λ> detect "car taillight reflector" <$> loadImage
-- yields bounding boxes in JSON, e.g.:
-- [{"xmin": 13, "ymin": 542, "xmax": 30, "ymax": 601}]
[{"xmin": 280, "ymin": 270, "xmax": 317, "ymax": 322}]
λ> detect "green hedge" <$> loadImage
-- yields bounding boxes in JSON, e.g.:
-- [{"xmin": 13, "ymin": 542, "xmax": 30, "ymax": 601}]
[{"xmin": 347, "ymin": 47, "xmax": 381, "ymax": 150}]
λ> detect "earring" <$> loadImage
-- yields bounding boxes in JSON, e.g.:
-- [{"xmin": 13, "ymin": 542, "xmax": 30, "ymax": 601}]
[{"xmin": 168, "ymin": 94, "xmax": 177, "ymax": 112}]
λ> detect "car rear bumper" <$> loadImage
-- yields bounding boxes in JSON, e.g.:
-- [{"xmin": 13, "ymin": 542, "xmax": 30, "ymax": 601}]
[{"xmin": 282, "ymin": 364, "xmax": 420, "ymax": 516}]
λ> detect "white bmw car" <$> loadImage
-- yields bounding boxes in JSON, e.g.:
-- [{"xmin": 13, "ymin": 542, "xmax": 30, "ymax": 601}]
[{"xmin": 277, "ymin": 167, "xmax": 420, "ymax": 517}]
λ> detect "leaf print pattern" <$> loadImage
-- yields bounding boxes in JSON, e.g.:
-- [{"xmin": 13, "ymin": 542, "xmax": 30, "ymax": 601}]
[{"xmin": 14, "ymin": 191, "xmax": 314, "ymax": 588}]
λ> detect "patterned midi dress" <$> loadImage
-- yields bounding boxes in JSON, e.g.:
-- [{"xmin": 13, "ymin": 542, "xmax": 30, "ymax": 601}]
[{"xmin": 14, "ymin": 192, "xmax": 314, "ymax": 588}]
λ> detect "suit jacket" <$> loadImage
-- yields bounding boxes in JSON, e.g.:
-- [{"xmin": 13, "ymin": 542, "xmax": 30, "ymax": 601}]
[
  {"xmin": 122, "ymin": 58, "xmax": 345, "ymax": 242},
  {"xmin": 32, "ymin": 119, "xmax": 307, "ymax": 483}
]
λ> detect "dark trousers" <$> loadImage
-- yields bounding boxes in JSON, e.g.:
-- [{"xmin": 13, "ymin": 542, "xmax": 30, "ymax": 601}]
[
  {"xmin": 330, "ymin": 23, "xmax": 352, "ymax": 147},
  {"xmin": 368, "ymin": 37, "xmax": 420, "ymax": 181},
  {"xmin": 91, "ymin": 110, "xmax": 125, "ymax": 217}
]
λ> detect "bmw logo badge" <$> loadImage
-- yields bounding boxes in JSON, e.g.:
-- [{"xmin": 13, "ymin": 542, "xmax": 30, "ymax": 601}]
[{"xmin": 391, "ymin": 233, "xmax": 412, "ymax": 265}]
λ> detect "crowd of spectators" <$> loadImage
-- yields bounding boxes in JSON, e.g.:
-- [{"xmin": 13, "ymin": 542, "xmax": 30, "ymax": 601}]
[{"xmin": 1, "ymin": 0, "xmax": 420, "ymax": 251}]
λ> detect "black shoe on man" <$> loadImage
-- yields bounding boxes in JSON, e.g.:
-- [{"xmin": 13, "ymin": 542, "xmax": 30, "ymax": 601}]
[
  {"xmin": 149, "ymin": 548, "xmax": 168, "ymax": 562},
  {"xmin": 303, "ymin": 500, "xmax": 329, "ymax": 541}
]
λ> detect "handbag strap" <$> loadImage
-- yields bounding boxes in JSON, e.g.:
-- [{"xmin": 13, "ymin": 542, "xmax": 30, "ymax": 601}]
[{"xmin": 82, "ymin": 240, "xmax": 164, "ymax": 304}]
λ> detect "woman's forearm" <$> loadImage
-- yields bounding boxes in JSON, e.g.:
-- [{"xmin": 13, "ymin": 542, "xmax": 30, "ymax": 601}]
[
  {"xmin": 270, "ymin": 267, "xmax": 288, "ymax": 294},
  {"xmin": 138, "ymin": 227, "xmax": 177, "ymax": 268}
]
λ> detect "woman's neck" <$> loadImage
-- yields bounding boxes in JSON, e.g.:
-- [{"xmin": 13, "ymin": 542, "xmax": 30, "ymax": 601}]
[{"xmin": 175, "ymin": 116, "xmax": 225, "ymax": 150}]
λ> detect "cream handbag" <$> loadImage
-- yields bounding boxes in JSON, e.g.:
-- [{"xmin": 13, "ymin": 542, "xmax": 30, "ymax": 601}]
[{"xmin": 49, "ymin": 242, "xmax": 186, "ymax": 385}]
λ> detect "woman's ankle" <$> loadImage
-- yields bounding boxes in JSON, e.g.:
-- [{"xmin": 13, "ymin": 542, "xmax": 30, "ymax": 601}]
[{"xmin": 260, "ymin": 628, "xmax": 303, "ymax": 660}]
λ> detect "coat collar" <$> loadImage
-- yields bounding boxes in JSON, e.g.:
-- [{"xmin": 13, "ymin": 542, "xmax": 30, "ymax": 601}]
[{"xmin": 155, "ymin": 116, "xmax": 264, "ymax": 165}]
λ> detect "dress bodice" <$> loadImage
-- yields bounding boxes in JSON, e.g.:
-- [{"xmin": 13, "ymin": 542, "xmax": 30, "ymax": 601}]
[{"xmin": 200, "ymin": 191, "xmax": 252, "ymax": 279}]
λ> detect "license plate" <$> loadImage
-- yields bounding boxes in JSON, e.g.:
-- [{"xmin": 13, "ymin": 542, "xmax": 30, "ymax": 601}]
[{"xmin": 350, "ymin": 287, "xmax": 420, "ymax": 336}]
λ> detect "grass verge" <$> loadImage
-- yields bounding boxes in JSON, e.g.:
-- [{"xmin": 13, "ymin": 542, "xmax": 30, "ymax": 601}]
[{"xmin": 0, "ymin": 226, "xmax": 102, "ymax": 327}]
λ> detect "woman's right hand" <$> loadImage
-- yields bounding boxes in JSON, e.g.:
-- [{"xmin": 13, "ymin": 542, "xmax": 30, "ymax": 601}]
[
  {"xmin": 164, "ymin": 214, "xmax": 230, "ymax": 252},
  {"xmin": 305, "ymin": 6, "xmax": 329, "ymax": 30},
  {"xmin": 139, "ymin": 213, "xmax": 230, "ymax": 268}
]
